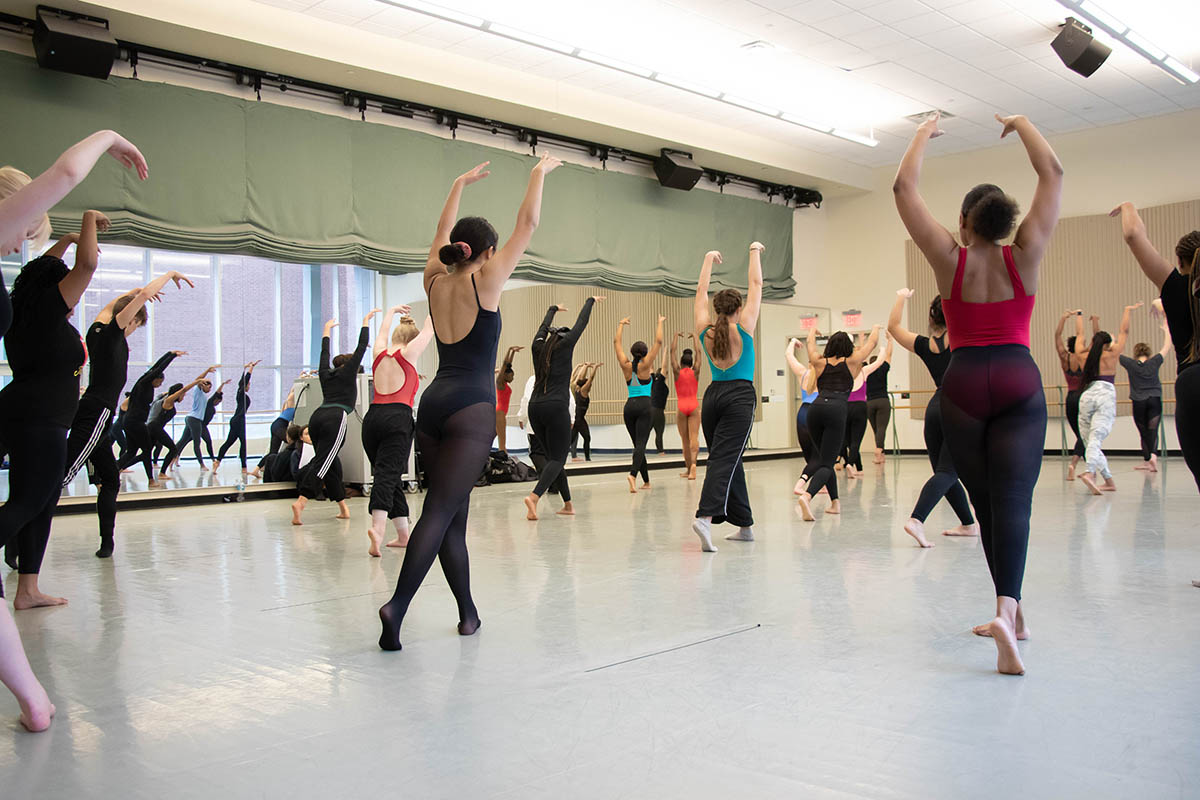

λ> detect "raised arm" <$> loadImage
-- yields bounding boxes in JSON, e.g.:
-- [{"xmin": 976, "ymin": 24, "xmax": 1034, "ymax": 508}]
[
  {"xmin": 689, "ymin": 332, "xmax": 702, "ymax": 380},
  {"xmin": 375, "ymin": 304, "xmax": 406, "ymax": 356},
  {"xmin": 1113, "ymin": 303, "xmax": 1142, "ymax": 356},
  {"xmin": 881, "ymin": 334, "xmax": 894, "ymax": 364},
  {"xmin": 1074, "ymin": 313, "xmax": 1086, "ymax": 357},
  {"xmin": 170, "ymin": 366, "xmax": 218, "ymax": 405},
  {"xmin": 694, "ymin": 250, "xmax": 720, "ymax": 335},
  {"xmin": 669, "ymin": 333, "xmax": 681, "ymax": 377},
  {"xmin": 115, "ymin": 270, "xmax": 194, "ymax": 330},
  {"xmin": 893, "ymin": 113, "xmax": 958, "ymax": 280},
  {"xmin": 497, "ymin": 345, "xmax": 520, "ymax": 391},
  {"xmin": 1111, "ymin": 202, "xmax": 1173, "ymax": 290},
  {"xmin": 282, "ymin": 386, "xmax": 296, "ymax": 412},
  {"xmin": 888, "ymin": 289, "xmax": 918, "ymax": 353},
  {"xmin": 0, "ymin": 130, "xmax": 147, "ymax": 250},
  {"xmin": 784, "ymin": 338, "xmax": 806, "ymax": 378},
  {"xmin": 1004, "ymin": 115, "xmax": 1064, "ymax": 267},
  {"xmin": 849, "ymin": 325, "xmax": 882, "ymax": 368},
  {"xmin": 320, "ymin": 319, "xmax": 337, "ymax": 374},
  {"xmin": 1159, "ymin": 320, "xmax": 1173, "ymax": 360},
  {"xmin": 613, "ymin": 318, "xmax": 632, "ymax": 376},
  {"xmin": 805, "ymin": 325, "xmax": 824, "ymax": 367},
  {"xmin": 741, "ymin": 243, "xmax": 764, "ymax": 331},
  {"xmin": 644, "ymin": 315, "xmax": 667, "ymax": 365},
  {"xmin": 581, "ymin": 363, "xmax": 600, "ymax": 394},
  {"xmin": 1054, "ymin": 309, "xmax": 1071, "ymax": 361},
  {"xmin": 58, "ymin": 210, "xmax": 109, "ymax": 308},
  {"xmin": 477, "ymin": 154, "xmax": 563, "ymax": 301},
  {"xmin": 536, "ymin": 305, "xmax": 560, "ymax": 344},
  {"xmin": 353, "ymin": 310, "xmax": 378, "ymax": 367},
  {"xmin": 403, "ymin": 315, "xmax": 435, "ymax": 362},
  {"xmin": 425, "ymin": 162, "xmax": 490, "ymax": 283},
  {"xmin": 564, "ymin": 296, "xmax": 600, "ymax": 345},
  {"xmin": 1090, "ymin": 314, "xmax": 1100, "ymax": 338}
]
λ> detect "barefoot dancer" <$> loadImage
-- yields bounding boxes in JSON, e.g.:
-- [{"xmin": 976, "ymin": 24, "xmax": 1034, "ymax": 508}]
[
  {"xmin": 888, "ymin": 289, "xmax": 978, "ymax": 547},
  {"xmin": 119, "ymin": 350, "xmax": 185, "ymax": 488},
  {"xmin": 212, "ymin": 361, "xmax": 260, "ymax": 475},
  {"xmin": 495, "ymin": 346, "xmax": 520, "ymax": 452},
  {"xmin": 1055, "ymin": 309, "xmax": 1095, "ymax": 479},
  {"xmin": 895, "ymin": 111, "xmax": 1063, "ymax": 675},
  {"xmin": 843, "ymin": 338, "xmax": 888, "ymax": 479},
  {"xmin": 570, "ymin": 362, "xmax": 599, "ymax": 461},
  {"xmin": 523, "ymin": 297, "xmax": 601, "ymax": 520},
  {"xmin": 671, "ymin": 332, "xmax": 702, "ymax": 479},
  {"xmin": 650, "ymin": 354, "xmax": 669, "ymax": 455},
  {"xmin": 166, "ymin": 376, "xmax": 229, "ymax": 473},
  {"xmin": 292, "ymin": 315, "xmax": 376, "ymax": 524},
  {"xmin": 362, "ymin": 306, "xmax": 434, "ymax": 556},
  {"xmin": 690, "ymin": 245, "xmax": 763, "ymax": 552},
  {"xmin": 1076, "ymin": 305, "xmax": 1140, "ymax": 494},
  {"xmin": 796, "ymin": 325, "xmax": 879, "ymax": 521},
  {"xmin": 155, "ymin": 368, "xmax": 218, "ymax": 482},
  {"xmin": 785, "ymin": 338, "xmax": 818, "ymax": 491},
  {"xmin": 615, "ymin": 314, "xmax": 666, "ymax": 493},
  {"xmin": 1120, "ymin": 309, "xmax": 1171, "ymax": 473},
  {"xmin": 866, "ymin": 335, "xmax": 894, "ymax": 464},
  {"xmin": 379, "ymin": 154, "xmax": 561, "ymax": 651}
]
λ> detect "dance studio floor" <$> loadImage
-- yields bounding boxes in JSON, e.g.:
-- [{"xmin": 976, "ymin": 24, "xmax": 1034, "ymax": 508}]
[{"xmin": 2, "ymin": 456, "xmax": 1197, "ymax": 799}]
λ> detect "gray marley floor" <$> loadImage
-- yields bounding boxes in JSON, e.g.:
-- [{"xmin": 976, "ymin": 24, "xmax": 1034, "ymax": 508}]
[{"xmin": 1, "ymin": 455, "xmax": 1197, "ymax": 799}]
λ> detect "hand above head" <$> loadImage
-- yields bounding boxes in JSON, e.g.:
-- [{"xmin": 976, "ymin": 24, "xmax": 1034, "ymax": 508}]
[
  {"xmin": 205, "ymin": 365, "xmax": 218, "ymax": 375},
  {"xmin": 84, "ymin": 210, "xmax": 111, "ymax": 232},
  {"xmin": 994, "ymin": 113, "xmax": 1027, "ymax": 138},
  {"xmin": 390, "ymin": 304, "xmax": 411, "ymax": 315},
  {"xmin": 457, "ymin": 162, "xmax": 490, "ymax": 186},
  {"xmin": 749, "ymin": 242, "xmax": 765, "ymax": 252},
  {"xmin": 555, "ymin": 304, "xmax": 568, "ymax": 312},
  {"xmin": 591, "ymin": 296, "xmax": 606, "ymax": 303},
  {"xmin": 917, "ymin": 111, "xmax": 944, "ymax": 139},
  {"xmin": 897, "ymin": 288, "xmax": 914, "ymax": 299},
  {"xmin": 168, "ymin": 271, "xmax": 195, "ymax": 290},
  {"xmin": 658, "ymin": 315, "xmax": 667, "ymax": 323},
  {"xmin": 323, "ymin": 319, "xmax": 339, "ymax": 333},
  {"xmin": 106, "ymin": 132, "xmax": 149, "ymax": 180},
  {"xmin": 533, "ymin": 153, "xmax": 563, "ymax": 175},
  {"xmin": 705, "ymin": 250, "xmax": 723, "ymax": 264},
  {"xmin": 1110, "ymin": 202, "xmax": 1134, "ymax": 217},
  {"xmin": 362, "ymin": 308, "xmax": 383, "ymax": 324},
  {"xmin": 171, "ymin": 350, "xmax": 188, "ymax": 357},
  {"xmin": 619, "ymin": 317, "xmax": 630, "ymax": 326},
  {"xmin": 1126, "ymin": 302, "xmax": 1144, "ymax": 311}
]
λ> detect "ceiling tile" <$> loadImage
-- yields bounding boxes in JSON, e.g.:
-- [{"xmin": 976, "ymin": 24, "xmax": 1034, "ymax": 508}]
[
  {"xmin": 780, "ymin": 0, "xmax": 853, "ymax": 25},
  {"xmin": 891, "ymin": 12, "xmax": 958, "ymax": 38},
  {"xmin": 812, "ymin": 11, "xmax": 877, "ymax": 37},
  {"xmin": 861, "ymin": 0, "xmax": 933, "ymax": 24}
]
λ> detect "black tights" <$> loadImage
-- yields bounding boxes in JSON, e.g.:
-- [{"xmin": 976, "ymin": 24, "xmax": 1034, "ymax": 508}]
[
  {"xmin": 651, "ymin": 407, "xmax": 666, "ymax": 453},
  {"xmin": 217, "ymin": 416, "xmax": 247, "ymax": 468},
  {"xmin": 1131, "ymin": 396, "xmax": 1162, "ymax": 462},
  {"xmin": 1065, "ymin": 389, "xmax": 1085, "ymax": 458},
  {"xmin": 804, "ymin": 396, "xmax": 847, "ymax": 501},
  {"xmin": 841, "ymin": 401, "xmax": 867, "ymax": 470},
  {"xmin": 1176, "ymin": 367, "xmax": 1200, "ymax": 492},
  {"xmin": 529, "ymin": 400, "xmax": 571, "ymax": 501},
  {"xmin": 623, "ymin": 396, "xmax": 651, "ymax": 483},
  {"xmin": 118, "ymin": 421, "xmax": 154, "ymax": 481},
  {"xmin": 796, "ymin": 405, "xmax": 816, "ymax": 479},
  {"xmin": 941, "ymin": 346, "xmax": 1045, "ymax": 601},
  {"xmin": 570, "ymin": 416, "xmax": 591, "ymax": 460},
  {"xmin": 910, "ymin": 391, "xmax": 974, "ymax": 525},
  {"xmin": 0, "ymin": 422, "xmax": 67, "ymax": 584},
  {"xmin": 379, "ymin": 402, "xmax": 492, "ymax": 651}
]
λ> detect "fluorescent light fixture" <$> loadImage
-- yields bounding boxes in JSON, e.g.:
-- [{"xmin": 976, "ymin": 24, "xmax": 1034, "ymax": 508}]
[
  {"xmin": 576, "ymin": 50, "xmax": 654, "ymax": 77},
  {"xmin": 381, "ymin": 0, "xmax": 484, "ymax": 27},
  {"xmin": 832, "ymin": 128, "xmax": 879, "ymax": 147},
  {"xmin": 781, "ymin": 113, "xmax": 834, "ymax": 133},
  {"xmin": 723, "ymin": 95, "xmax": 779, "ymax": 116},
  {"xmin": 486, "ymin": 23, "xmax": 575, "ymax": 55},
  {"xmin": 1054, "ymin": 0, "xmax": 1199, "ymax": 83},
  {"xmin": 654, "ymin": 73, "xmax": 721, "ymax": 98}
]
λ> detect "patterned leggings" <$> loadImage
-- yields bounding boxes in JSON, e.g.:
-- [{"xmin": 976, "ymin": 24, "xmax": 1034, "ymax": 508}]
[{"xmin": 1079, "ymin": 381, "xmax": 1116, "ymax": 480}]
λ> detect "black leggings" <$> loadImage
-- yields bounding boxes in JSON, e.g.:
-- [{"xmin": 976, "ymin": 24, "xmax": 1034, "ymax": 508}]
[
  {"xmin": 867, "ymin": 397, "xmax": 891, "ymax": 450},
  {"xmin": 118, "ymin": 420, "xmax": 154, "ymax": 481},
  {"xmin": 1065, "ymin": 389, "xmax": 1085, "ymax": 458},
  {"xmin": 362, "ymin": 403, "xmax": 414, "ymax": 520},
  {"xmin": 796, "ymin": 404, "xmax": 816, "ymax": 479},
  {"xmin": 217, "ymin": 415, "xmax": 248, "ymax": 468},
  {"xmin": 150, "ymin": 422, "xmax": 176, "ymax": 472},
  {"xmin": 63, "ymin": 400, "xmax": 120, "ymax": 542},
  {"xmin": 841, "ymin": 400, "xmax": 868, "ymax": 470},
  {"xmin": 651, "ymin": 407, "xmax": 666, "ymax": 453},
  {"xmin": 529, "ymin": 399, "xmax": 572, "ymax": 501},
  {"xmin": 941, "ymin": 345, "xmax": 1046, "ymax": 601},
  {"xmin": 167, "ymin": 416, "xmax": 209, "ymax": 469},
  {"xmin": 910, "ymin": 391, "xmax": 974, "ymax": 525},
  {"xmin": 298, "ymin": 407, "xmax": 348, "ymax": 502},
  {"xmin": 268, "ymin": 416, "xmax": 290, "ymax": 456},
  {"xmin": 804, "ymin": 396, "xmax": 847, "ymax": 501},
  {"xmin": 696, "ymin": 380, "xmax": 756, "ymax": 527},
  {"xmin": 1131, "ymin": 396, "xmax": 1162, "ymax": 462},
  {"xmin": 0, "ymin": 421, "xmax": 67, "ymax": 584},
  {"xmin": 1176, "ymin": 367, "xmax": 1200, "ymax": 492},
  {"xmin": 570, "ymin": 415, "xmax": 591, "ymax": 460},
  {"xmin": 624, "ymin": 396, "xmax": 652, "ymax": 483},
  {"xmin": 380, "ymin": 401, "xmax": 492, "ymax": 649}
]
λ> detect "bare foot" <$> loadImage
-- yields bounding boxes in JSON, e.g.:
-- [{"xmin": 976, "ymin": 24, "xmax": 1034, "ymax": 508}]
[
  {"xmin": 688, "ymin": 468, "xmax": 696, "ymax": 481},
  {"xmin": 982, "ymin": 616, "xmax": 1025, "ymax": 675},
  {"xmin": 973, "ymin": 622, "xmax": 1030, "ymax": 641},
  {"xmin": 524, "ymin": 495, "xmax": 539, "ymax": 521},
  {"xmin": 793, "ymin": 477, "xmax": 807, "ymax": 495},
  {"xmin": 367, "ymin": 528, "xmax": 382, "ymax": 558},
  {"xmin": 1066, "ymin": 464, "xmax": 1076, "ymax": 481},
  {"xmin": 291, "ymin": 499, "xmax": 304, "ymax": 526},
  {"xmin": 1134, "ymin": 462, "xmax": 1150, "ymax": 471},
  {"xmin": 556, "ymin": 503, "xmax": 575, "ymax": 516},
  {"xmin": 386, "ymin": 534, "xmax": 408, "ymax": 548},
  {"xmin": 13, "ymin": 590, "xmax": 68, "ymax": 610},
  {"xmin": 18, "ymin": 696, "xmax": 55, "ymax": 733},
  {"xmin": 942, "ymin": 523, "xmax": 980, "ymax": 537},
  {"xmin": 680, "ymin": 470, "xmax": 691, "ymax": 478},
  {"xmin": 826, "ymin": 500, "xmax": 841, "ymax": 515},
  {"xmin": 627, "ymin": 475, "xmax": 637, "ymax": 494},
  {"xmin": 148, "ymin": 480, "xmax": 163, "ymax": 489},
  {"xmin": 1102, "ymin": 478, "xmax": 1117, "ymax": 492},
  {"xmin": 903, "ymin": 518, "xmax": 933, "ymax": 548},
  {"xmin": 1148, "ymin": 454, "xmax": 1159, "ymax": 473},
  {"xmin": 155, "ymin": 473, "xmax": 169, "ymax": 482},
  {"xmin": 1079, "ymin": 472, "xmax": 1102, "ymax": 496},
  {"xmin": 797, "ymin": 493, "xmax": 815, "ymax": 522},
  {"xmin": 640, "ymin": 481, "xmax": 652, "ymax": 491},
  {"xmin": 336, "ymin": 501, "xmax": 351, "ymax": 519},
  {"xmin": 249, "ymin": 467, "xmax": 262, "ymax": 479}
]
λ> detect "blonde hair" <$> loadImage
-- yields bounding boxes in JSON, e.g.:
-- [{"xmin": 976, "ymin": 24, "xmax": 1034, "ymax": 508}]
[
  {"xmin": 391, "ymin": 316, "xmax": 419, "ymax": 346},
  {"xmin": 0, "ymin": 166, "xmax": 52, "ymax": 250}
]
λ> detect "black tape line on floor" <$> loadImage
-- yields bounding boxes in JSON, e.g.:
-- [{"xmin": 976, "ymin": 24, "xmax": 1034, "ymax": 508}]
[{"xmin": 585, "ymin": 623, "xmax": 762, "ymax": 673}]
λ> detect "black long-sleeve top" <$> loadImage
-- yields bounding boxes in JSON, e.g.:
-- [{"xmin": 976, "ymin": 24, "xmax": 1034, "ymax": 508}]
[
  {"xmin": 530, "ymin": 298, "xmax": 595, "ymax": 403},
  {"xmin": 230, "ymin": 371, "xmax": 252, "ymax": 419},
  {"xmin": 204, "ymin": 390, "xmax": 223, "ymax": 425},
  {"xmin": 126, "ymin": 351, "xmax": 178, "ymax": 424},
  {"xmin": 319, "ymin": 326, "xmax": 369, "ymax": 410}
]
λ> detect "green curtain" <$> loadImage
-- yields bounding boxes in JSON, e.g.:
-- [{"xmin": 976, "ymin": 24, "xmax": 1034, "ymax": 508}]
[{"xmin": 0, "ymin": 51, "xmax": 794, "ymax": 298}]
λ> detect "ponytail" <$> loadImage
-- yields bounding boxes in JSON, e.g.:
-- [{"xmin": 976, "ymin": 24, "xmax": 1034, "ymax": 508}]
[
  {"xmin": 1081, "ymin": 331, "xmax": 1111, "ymax": 387},
  {"xmin": 1175, "ymin": 231, "xmax": 1200, "ymax": 365},
  {"xmin": 710, "ymin": 289, "xmax": 744, "ymax": 361}
]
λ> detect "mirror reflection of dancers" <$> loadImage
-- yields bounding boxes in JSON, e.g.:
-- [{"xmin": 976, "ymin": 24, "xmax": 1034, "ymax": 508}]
[
  {"xmin": 785, "ymin": 338, "xmax": 818, "ymax": 492},
  {"xmin": 690, "ymin": 245, "xmax": 763, "ymax": 552},
  {"xmin": 119, "ymin": 350, "xmax": 185, "ymax": 487},
  {"xmin": 842, "ymin": 336, "xmax": 888, "ymax": 479},
  {"xmin": 1111, "ymin": 202, "xmax": 1200, "ymax": 492},
  {"xmin": 151, "ymin": 370, "xmax": 215, "ymax": 483},
  {"xmin": 896, "ymin": 112, "xmax": 1063, "ymax": 675},
  {"xmin": 569, "ymin": 362, "xmax": 599, "ymax": 462},
  {"xmin": 522, "ymin": 296, "xmax": 601, "ymax": 521},
  {"xmin": 888, "ymin": 289, "xmax": 978, "ymax": 547},
  {"xmin": 650, "ymin": 351, "xmax": 669, "ymax": 455},
  {"xmin": 1055, "ymin": 309, "xmax": 1096, "ymax": 480},
  {"xmin": 164, "ymin": 376, "xmax": 229, "ymax": 473},
  {"xmin": 379, "ymin": 154, "xmax": 562, "ymax": 651},
  {"xmin": 363, "ymin": 305, "xmax": 434, "ymax": 557},
  {"xmin": 291, "ymin": 315, "xmax": 376, "ymax": 525},
  {"xmin": 1120, "ymin": 308, "xmax": 1172, "ymax": 473},
  {"xmin": 615, "ymin": 314, "xmax": 665, "ymax": 493},
  {"xmin": 865, "ymin": 335, "xmax": 894, "ymax": 464},
  {"xmin": 0, "ymin": 128, "xmax": 147, "ymax": 733},
  {"xmin": 1076, "ymin": 305, "xmax": 1140, "ymax": 495},
  {"xmin": 495, "ymin": 345, "xmax": 520, "ymax": 453},
  {"xmin": 212, "ymin": 361, "xmax": 260, "ymax": 476},
  {"xmin": 64, "ymin": 268, "xmax": 194, "ymax": 558},
  {"xmin": 670, "ymin": 332, "xmax": 702, "ymax": 479}
]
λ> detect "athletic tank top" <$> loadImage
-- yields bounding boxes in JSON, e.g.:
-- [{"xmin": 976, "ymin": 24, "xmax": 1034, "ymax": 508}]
[
  {"xmin": 372, "ymin": 347, "xmax": 419, "ymax": 406},
  {"xmin": 848, "ymin": 382, "xmax": 867, "ymax": 402},
  {"xmin": 428, "ymin": 273, "xmax": 502, "ymax": 403},
  {"xmin": 573, "ymin": 389, "xmax": 590, "ymax": 417},
  {"xmin": 703, "ymin": 325, "xmax": 756, "ymax": 382},
  {"xmin": 800, "ymin": 387, "xmax": 818, "ymax": 404},
  {"xmin": 676, "ymin": 366, "xmax": 698, "ymax": 403},
  {"xmin": 496, "ymin": 383, "xmax": 512, "ymax": 413},
  {"xmin": 818, "ymin": 361, "xmax": 853, "ymax": 397},
  {"xmin": 941, "ymin": 246, "xmax": 1035, "ymax": 349},
  {"xmin": 1064, "ymin": 364, "xmax": 1083, "ymax": 393},
  {"xmin": 627, "ymin": 373, "xmax": 652, "ymax": 398}
]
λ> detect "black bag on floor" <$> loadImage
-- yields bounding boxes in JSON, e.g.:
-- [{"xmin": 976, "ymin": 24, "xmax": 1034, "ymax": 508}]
[{"xmin": 478, "ymin": 450, "xmax": 537, "ymax": 486}]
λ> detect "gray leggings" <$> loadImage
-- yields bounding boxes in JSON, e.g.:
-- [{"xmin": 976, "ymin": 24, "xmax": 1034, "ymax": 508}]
[{"xmin": 866, "ymin": 397, "xmax": 891, "ymax": 450}]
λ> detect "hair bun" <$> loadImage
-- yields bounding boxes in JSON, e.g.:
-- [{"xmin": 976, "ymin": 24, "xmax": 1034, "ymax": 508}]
[
  {"xmin": 969, "ymin": 192, "xmax": 1018, "ymax": 242},
  {"xmin": 438, "ymin": 242, "xmax": 469, "ymax": 266}
]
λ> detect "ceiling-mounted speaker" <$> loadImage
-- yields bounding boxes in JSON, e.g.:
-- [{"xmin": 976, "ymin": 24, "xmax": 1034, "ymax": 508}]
[
  {"xmin": 654, "ymin": 150, "xmax": 703, "ymax": 191},
  {"xmin": 1051, "ymin": 17, "xmax": 1111, "ymax": 78},
  {"xmin": 33, "ymin": 6, "xmax": 118, "ymax": 80}
]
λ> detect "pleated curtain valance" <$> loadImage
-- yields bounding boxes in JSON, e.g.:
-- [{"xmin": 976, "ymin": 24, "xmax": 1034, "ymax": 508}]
[{"xmin": 0, "ymin": 51, "xmax": 795, "ymax": 298}]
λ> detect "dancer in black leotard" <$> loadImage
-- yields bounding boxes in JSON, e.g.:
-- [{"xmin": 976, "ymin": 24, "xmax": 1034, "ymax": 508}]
[
  {"xmin": 63, "ymin": 269, "xmax": 195, "ymax": 557},
  {"xmin": 0, "ymin": 129, "xmax": 147, "ymax": 734},
  {"xmin": 650, "ymin": 358, "xmax": 669, "ymax": 455},
  {"xmin": 213, "ymin": 361, "xmax": 260, "ymax": 476},
  {"xmin": 291, "ymin": 319, "xmax": 375, "ymax": 524},
  {"xmin": 570, "ymin": 362, "xmax": 599, "ymax": 461},
  {"xmin": 615, "ymin": 315, "xmax": 666, "ymax": 493},
  {"xmin": 522, "ymin": 296, "xmax": 601, "ymax": 520},
  {"xmin": 888, "ymin": 289, "xmax": 978, "ymax": 548},
  {"xmin": 796, "ymin": 325, "xmax": 879, "ymax": 521},
  {"xmin": 120, "ymin": 350, "xmax": 186, "ymax": 487},
  {"xmin": 378, "ymin": 155, "xmax": 562, "ymax": 651},
  {"xmin": 1112, "ymin": 203, "xmax": 1200, "ymax": 492},
  {"xmin": 896, "ymin": 111, "xmax": 1063, "ymax": 675},
  {"xmin": 785, "ymin": 338, "xmax": 819, "ymax": 490}
]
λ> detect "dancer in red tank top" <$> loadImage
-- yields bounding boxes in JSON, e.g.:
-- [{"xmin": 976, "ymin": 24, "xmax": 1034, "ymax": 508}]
[
  {"xmin": 494, "ymin": 345, "xmax": 520, "ymax": 453},
  {"xmin": 670, "ymin": 331, "xmax": 702, "ymax": 479}
]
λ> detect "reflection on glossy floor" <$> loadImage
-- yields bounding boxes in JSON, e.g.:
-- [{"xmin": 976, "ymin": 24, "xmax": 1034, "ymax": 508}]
[{"xmin": 2, "ymin": 456, "xmax": 1197, "ymax": 799}]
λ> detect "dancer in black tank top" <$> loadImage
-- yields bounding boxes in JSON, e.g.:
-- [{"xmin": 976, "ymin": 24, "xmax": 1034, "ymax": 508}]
[{"xmin": 379, "ymin": 154, "xmax": 562, "ymax": 651}]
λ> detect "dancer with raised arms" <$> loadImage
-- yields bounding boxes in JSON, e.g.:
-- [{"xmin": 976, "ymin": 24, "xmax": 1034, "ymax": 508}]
[
  {"xmin": 1075, "ymin": 304, "xmax": 1140, "ymax": 495},
  {"xmin": 570, "ymin": 362, "xmax": 600, "ymax": 462},
  {"xmin": 671, "ymin": 332, "xmax": 702, "ymax": 479},
  {"xmin": 614, "ymin": 314, "xmax": 666, "ymax": 493},
  {"xmin": 1120, "ymin": 307, "xmax": 1171, "ymax": 472}
]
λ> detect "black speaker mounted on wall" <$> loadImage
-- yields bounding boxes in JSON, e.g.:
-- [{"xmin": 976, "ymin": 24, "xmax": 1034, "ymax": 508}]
[
  {"xmin": 654, "ymin": 150, "xmax": 703, "ymax": 191},
  {"xmin": 1051, "ymin": 17, "xmax": 1111, "ymax": 78},
  {"xmin": 33, "ymin": 6, "xmax": 118, "ymax": 80}
]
